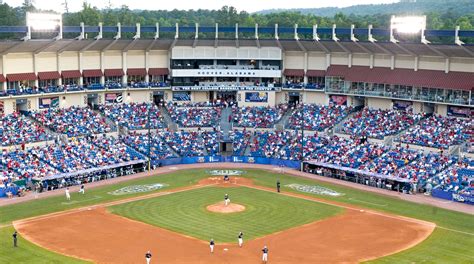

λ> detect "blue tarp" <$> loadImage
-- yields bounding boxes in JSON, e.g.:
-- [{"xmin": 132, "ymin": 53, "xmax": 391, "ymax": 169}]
[
  {"xmin": 0, "ymin": 186, "xmax": 19, "ymax": 198},
  {"xmin": 431, "ymin": 189, "xmax": 474, "ymax": 205}
]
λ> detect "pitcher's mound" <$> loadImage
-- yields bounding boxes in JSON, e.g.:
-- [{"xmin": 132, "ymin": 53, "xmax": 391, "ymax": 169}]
[{"xmin": 206, "ymin": 202, "xmax": 246, "ymax": 213}]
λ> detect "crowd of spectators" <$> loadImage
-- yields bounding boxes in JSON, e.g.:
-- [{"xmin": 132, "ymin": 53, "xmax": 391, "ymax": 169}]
[
  {"xmin": 1, "ymin": 148, "xmax": 59, "ymax": 181},
  {"xmin": 99, "ymin": 103, "xmax": 166, "ymax": 130},
  {"xmin": 232, "ymin": 105, "xmax": 288, "ymax": 128},
  {"xmin": 121, "ymin": 132, "xmax": 176, "ymax": 160},
  {"xmin": 231, "ymin": 130, "xmax": 252, "ymax": 156},
  {"xmin": 288, "ymin": 104, "xmax": 353, "ymax": 131},
  {"xmin": 31, "ymin": 106, "xmax": 113, "ymax": 137},
  {"xmin": 0, "ymin": 112, "xmax": 52, "ymax": 146},
  {"xmin": 159, "ymin": 131, "xmax": 207, "ymax": 156},
  {"xmin": 250, "ymin": 131, "xmax": 293, "ymax": 158},
  {"xmin": 167, "ymin": 104, "xmax": 222, "ymax": 127},
  {"xmin": 341, "ymin": 108, "xmax": 425, "ymax": 139},
  {"xmin": 432, "ymin": 158, "xmax": 473, "ymax": 195},
  {"xmin": 398, "ymin": 115, "xmax": 473, "ymax": 149}
]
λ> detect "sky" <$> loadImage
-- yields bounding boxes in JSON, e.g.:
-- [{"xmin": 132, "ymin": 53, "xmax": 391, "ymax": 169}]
[{"xmin": 3, "ymin": 0, "xmax": 399, "ymax": 13}]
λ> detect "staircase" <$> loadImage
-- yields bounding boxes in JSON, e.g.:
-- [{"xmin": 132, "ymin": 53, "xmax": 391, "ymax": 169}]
[
  {"xmin": 26, "ymin": 115, "xmax": 64, "ymax": 143},
  {"xmin": 243, "ymin": 132, "xmax": 255, "ymax": 156},
  {"xmin": 274, "ymin": 108, "xmax": 294, "ymax": 131},
  {"xmin": 160, "ymin": 106, "xmax": 178, "ymax": 131},
  {"xmin": 219, "ymin": 107, "xmax": 233, "ymax": 140},
  {"xmin": 93, "ymin": 109, "xmax": 118, "ymax": 134}
]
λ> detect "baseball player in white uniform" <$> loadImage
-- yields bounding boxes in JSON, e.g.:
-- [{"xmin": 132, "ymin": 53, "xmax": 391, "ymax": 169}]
[
  {"xmin": 210, "ymin": 239, "xmax": 215, "ymax": 253},
  {"xmin": 145, "ymin": 250, "xmax": 152, "ymax": 264},
  {"xmin": 238, "ymin": 232, "xmax": 244, "ymax": 247},
  {"xmin": 262, "ymin": 245, "xmax": 269, "ymax": 263},
  {"xmin": 224, "ymin": 194, "xmax": 230, "ymax": 206},
  {"xmin": 65, "ymin": 187, "xmax": 71, "ymax": 200},
  {"xmin": 79, "ymin": 184, "xmax": 85, "ymax": 194}
]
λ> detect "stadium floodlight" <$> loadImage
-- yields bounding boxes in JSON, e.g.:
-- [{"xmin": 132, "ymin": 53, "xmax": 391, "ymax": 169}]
[
  {"xmin": 25, "ymin": 12, "xmax": 62, "ymax": 41},
  {"xmin": 390, "ymin": 15, "xmax": 427, "ymax": 43},
  {"xmin": 27, "ymin": 12, "xmax": 62, "ymax": 31}
]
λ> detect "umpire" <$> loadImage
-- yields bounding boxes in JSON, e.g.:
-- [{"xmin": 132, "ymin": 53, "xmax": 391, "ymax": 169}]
[
  {"xmin": 12, "ymin": 231, "xmax": 18, "ymax": 247},
  {"xmin": 276, "ymin": 180, "xmax": 281, "ymax": 193}
]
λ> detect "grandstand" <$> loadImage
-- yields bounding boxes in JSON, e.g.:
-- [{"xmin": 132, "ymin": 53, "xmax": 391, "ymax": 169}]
[{"xmin": 0, "ymin": 17, "xmax": 472, "ymax": 206}]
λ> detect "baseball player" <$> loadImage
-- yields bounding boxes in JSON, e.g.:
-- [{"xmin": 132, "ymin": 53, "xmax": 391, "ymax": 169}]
[
  {"xmin": 276, "ymin": 180, "xmax": 281, "ymax": 193},
  {"xmin": 65, "ymin": 187, "xmax": 71, "ymax": 201},
  {"xmin": 262, "ymin": 245, "xmax": 269, "ymax": 263},
  {"xmin": 12, "ymin": 231, "xmax": 18, "ymax": 247},
  {"xmin": 145, "ymin": 250, "xmax": 152, "ymax": 264},
  {"xmin": 210, "ymin": 239, "xmax": 215, "ymax": 253},
  {"xmin": 238, "ymin": 231, "xmax": 244, "ymax": 247},
  {"xmin": 224, "ymin": 194, "xmax": 230, "ymax": 206},
  {"xmin": 79, "ymin": 184, "xmax": 85, "ymax": 195}
]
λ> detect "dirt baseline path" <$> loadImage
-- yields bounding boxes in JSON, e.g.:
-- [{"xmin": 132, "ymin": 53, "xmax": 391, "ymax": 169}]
[{"xmin": 14, "ymin": 178, "xmax": 435, "ymax": 264}]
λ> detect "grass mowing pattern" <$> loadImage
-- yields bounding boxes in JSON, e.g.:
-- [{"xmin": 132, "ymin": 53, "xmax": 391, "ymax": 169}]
[
  {"xmin": 0, "ymin": 226, "xmax": 87, "ymax": 264},
  {"xmin": 109, "ymin": 186, "xmax": 342, "ymax": 242},
  {"xmin": 0, "ymin": 170, "xmax": 203, "ymax": 225}
]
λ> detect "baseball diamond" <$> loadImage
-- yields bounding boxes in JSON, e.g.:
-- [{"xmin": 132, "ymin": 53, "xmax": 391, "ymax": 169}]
[{"xmin": 0, "ymin": 1, "xmax": 473, "ymax": 263}]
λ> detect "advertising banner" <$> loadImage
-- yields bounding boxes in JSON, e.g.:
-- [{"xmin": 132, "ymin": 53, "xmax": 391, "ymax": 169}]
[
  {"xmin": 245, "ymin": 92, "xmax": 268, "ymax": 102},
  {"xmin": 173, "ymin": 91, "xmax": 191, "ymax": 101},
  {"xmin": 39, "ymin": 97, "xmax": 59, "ymax": 109},
  {"xmin": 105, "ymin": 93, "xmax": 124, "ymax": 104}
]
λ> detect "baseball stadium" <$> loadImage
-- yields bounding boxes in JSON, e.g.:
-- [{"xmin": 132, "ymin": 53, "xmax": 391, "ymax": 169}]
[{"xmin": 0, "ymin": 0, "xmax": 473, "ymax": 263}]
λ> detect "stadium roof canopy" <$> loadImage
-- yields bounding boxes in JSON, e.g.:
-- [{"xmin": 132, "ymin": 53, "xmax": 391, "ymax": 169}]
[{"xmin": 0, "ymin": 39, "xmax": 472, "ymax": 59}]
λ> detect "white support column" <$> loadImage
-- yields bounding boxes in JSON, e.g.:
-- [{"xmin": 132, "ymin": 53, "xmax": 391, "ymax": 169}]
[
  {"xmin": 325, "ymin": 54, "xmax": 331, "ymax": 70},
  {"xmin": 33, "ymin": 54, "xmax": 39, "ymax": 88},
  {"xmin": 303, "ymin": 52, "xmax": 308, "ymax": 84},
  {"xmin": 348, "ymin": 53, "xmax": 353, "ymax": 68},
  {"xmin": 235, "ymin": 23, "xmax": 239, "ymax": 39},
  {"xmin": 444, "ymin": 58, "xmax": 450, "ymax": 73},
  {"xmin": 414, "ymin": 56, "xmax": 419, "ymax": 72},
  {"xmin": 57, "ymin": 53, "xmax": 62, "ymax": 86},
  {"xmin": 2, "ymin": 55, "xmax": 6, "ymax": 91},
  {"xmin": 369, "ymin": 54, "xmax": 374, "ymax": 69},
  {"xmin": 255, "ymin": 24, "xmax": 259, "ymax": 40},
  {"xmin": 145, "ymin": 51, "xmax": 150, "ymax": 83},
  {"xmin": 100, "ymin": 52, "xmax": 105, "ymax": 85},
  {"xmin": 79, "ymin": 52, "xmax": 84, "ymax": 86},
  {"xmin": 122, "ymin": 51, "xmax": 128, "ymax": 86},
  {"xmin": 390, "ymin": 55, "xmax": 395, "ymax": 70}
]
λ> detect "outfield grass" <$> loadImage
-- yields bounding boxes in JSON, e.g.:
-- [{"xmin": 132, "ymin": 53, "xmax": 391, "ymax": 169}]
[
  {"xmin": 0, "ymin": 168, "xmax": 473, "ymax": 264},
  {"xmin": 109, "ymin": 186, "xmax": 342, "ymax": 242}
]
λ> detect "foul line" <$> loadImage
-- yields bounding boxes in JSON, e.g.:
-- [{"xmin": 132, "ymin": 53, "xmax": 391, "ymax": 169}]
[
  {"xmin": 238, "ymin": 184, "xmax": 474, "ymax": 237},
  {"xmin": 348, "ymin": 197, "xmax": 388, "ymax": 207},
  {"xmin": 11, "ymin": 180, "xmax": 474, "ymax": 237},
  {"xmin": 13, "ymin": 184, "xmax": 216, "ymax": 226}
]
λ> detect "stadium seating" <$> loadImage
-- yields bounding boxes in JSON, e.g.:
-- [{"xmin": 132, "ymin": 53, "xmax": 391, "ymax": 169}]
[
  {"xmin": 31, "ymin": 106, "xmax": 114, "ymax": 137},
  {"xmin": 121, "ymin": 132, "xmax": 176, "ymax": 160},
  {"xmin": 288, "ymin": 104, "xmax": 353, "ymax": 131},
  {"xmin": 1, "ymin": 148, "xmax": 59, "ymax": 180},
  {"xmin": 250, "ymin": 131, "xmax": 293, "ymax": 158},
  {"xmin": 232, "ymin": 105, "xmax": 288, "ymax": 128},
  {"xmin": 398, "ymin": 115, "xmax": 472, "ymax": 149},
  {"xmin": 341, "ymin": 108, "xmax": 425, "ymax": 139},
  {"xmin": 167, "ymin": 104, "xmax": 222, "ymax": 127},
  {"xmin": 432, "ymin": 158, "xmax": 474, "ymax": 195},
  {"xmin": 159, "ymin": 130, "xmax": 208, "ymax": 156},
  {"xmin": 0, "ymin": 112, "xmax": 52, "ymax": 146},
  {"xmin": 99, "ymin": 103, "xmax": 166, "ymax": 130},
  {"xmin": 230, "ymin": 130, "xmax": 252, "ymax": 156}
]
